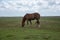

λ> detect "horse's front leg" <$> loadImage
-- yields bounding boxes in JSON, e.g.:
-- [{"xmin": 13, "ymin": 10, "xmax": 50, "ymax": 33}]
[
  {"xmin": 27, "ymin": 20, "xmax": 29, "ymax": 25},
  {"xmin": 27, "ymin": 20, "xmax": 32, "ymax": 25},
  {"xmin": 30, "ymin": 20, "xmax": 32, "ymax": 24}
]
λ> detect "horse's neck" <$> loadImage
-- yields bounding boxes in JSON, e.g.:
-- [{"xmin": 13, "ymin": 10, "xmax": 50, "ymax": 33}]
[{"xmin": 22, "ymin": 17, "xmax": 26, "ymax": 23}]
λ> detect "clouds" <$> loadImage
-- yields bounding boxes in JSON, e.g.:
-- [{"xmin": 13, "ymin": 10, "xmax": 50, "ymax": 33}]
[
  {"xmin": 0, "ymin": 0, "xmax": 40, "ymax": 12},
  {"xmin": 0, "ymin": 0, "xmax": 44, "ymax": 9},
  {"xmin": 0, "ymin": 0, "xmax": 60, "ymax": 16},
  {"xmin": 0, "ymin": 0, "xmax": 60, "ymax": 11}
]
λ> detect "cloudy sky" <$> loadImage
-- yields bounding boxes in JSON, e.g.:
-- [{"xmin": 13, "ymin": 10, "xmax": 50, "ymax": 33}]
[{"xmin": 0, "ymin": 0, "xmax": 60, "ymax": 17}]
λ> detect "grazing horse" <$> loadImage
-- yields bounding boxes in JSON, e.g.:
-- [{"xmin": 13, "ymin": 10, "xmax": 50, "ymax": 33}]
[{"xmin": 21, "ymin": 12, "xmax": 40, "ymax": 27}]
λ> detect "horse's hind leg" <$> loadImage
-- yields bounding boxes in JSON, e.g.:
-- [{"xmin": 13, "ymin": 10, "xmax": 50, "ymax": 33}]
[{"xmin": 36, "ymin": 19, "xmax": 40, "ymax": 28}]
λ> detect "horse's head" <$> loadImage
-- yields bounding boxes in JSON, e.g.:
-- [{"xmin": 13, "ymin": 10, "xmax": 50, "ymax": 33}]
[
  {"xmin": 21, "ymin": 17, "xmax": 26, "ymax": 27},
  {"xmin": 22, "ymin": 23, "xmax": 25, "ymax": 27}
]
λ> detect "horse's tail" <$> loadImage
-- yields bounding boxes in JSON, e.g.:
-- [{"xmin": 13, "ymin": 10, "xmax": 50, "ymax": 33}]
[{"xmin": 34, "ymin": 12, "xmax": 40, "ymax": 24}]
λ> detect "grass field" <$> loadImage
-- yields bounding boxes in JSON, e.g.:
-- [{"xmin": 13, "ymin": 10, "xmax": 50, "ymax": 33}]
[{"xmin": 0, "ymin": 17, "xmax": 60, "ymax": 40}]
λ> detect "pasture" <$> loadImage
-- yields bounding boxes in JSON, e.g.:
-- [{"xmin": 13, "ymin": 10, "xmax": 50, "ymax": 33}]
[{"xmin": 0, "ymin": 17, "xmax": 60, "ymax": 40}]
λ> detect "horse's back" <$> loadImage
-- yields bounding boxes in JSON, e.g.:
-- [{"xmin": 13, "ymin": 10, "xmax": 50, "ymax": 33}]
[
  {"xmin": 24, "ymin": 12, "xmax": 40, "ymax": 20},
  {"xmin": 33, "ymin": 12, "xmax": 40, "ymax": 19},
  {"xmin": 24, "ymin": 13, "xmax": 34, "ymax": 20}
]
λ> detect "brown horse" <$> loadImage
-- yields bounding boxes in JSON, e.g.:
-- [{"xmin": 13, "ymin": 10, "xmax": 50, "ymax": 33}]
[{"xmin": 21, "ymin": 12, "xmax": 40, "ymax": 27}]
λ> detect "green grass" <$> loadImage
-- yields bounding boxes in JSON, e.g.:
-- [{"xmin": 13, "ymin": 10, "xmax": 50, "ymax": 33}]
[{"xmin": 0, "ymin": 17, "xmax": 60, "ymax": 40}]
